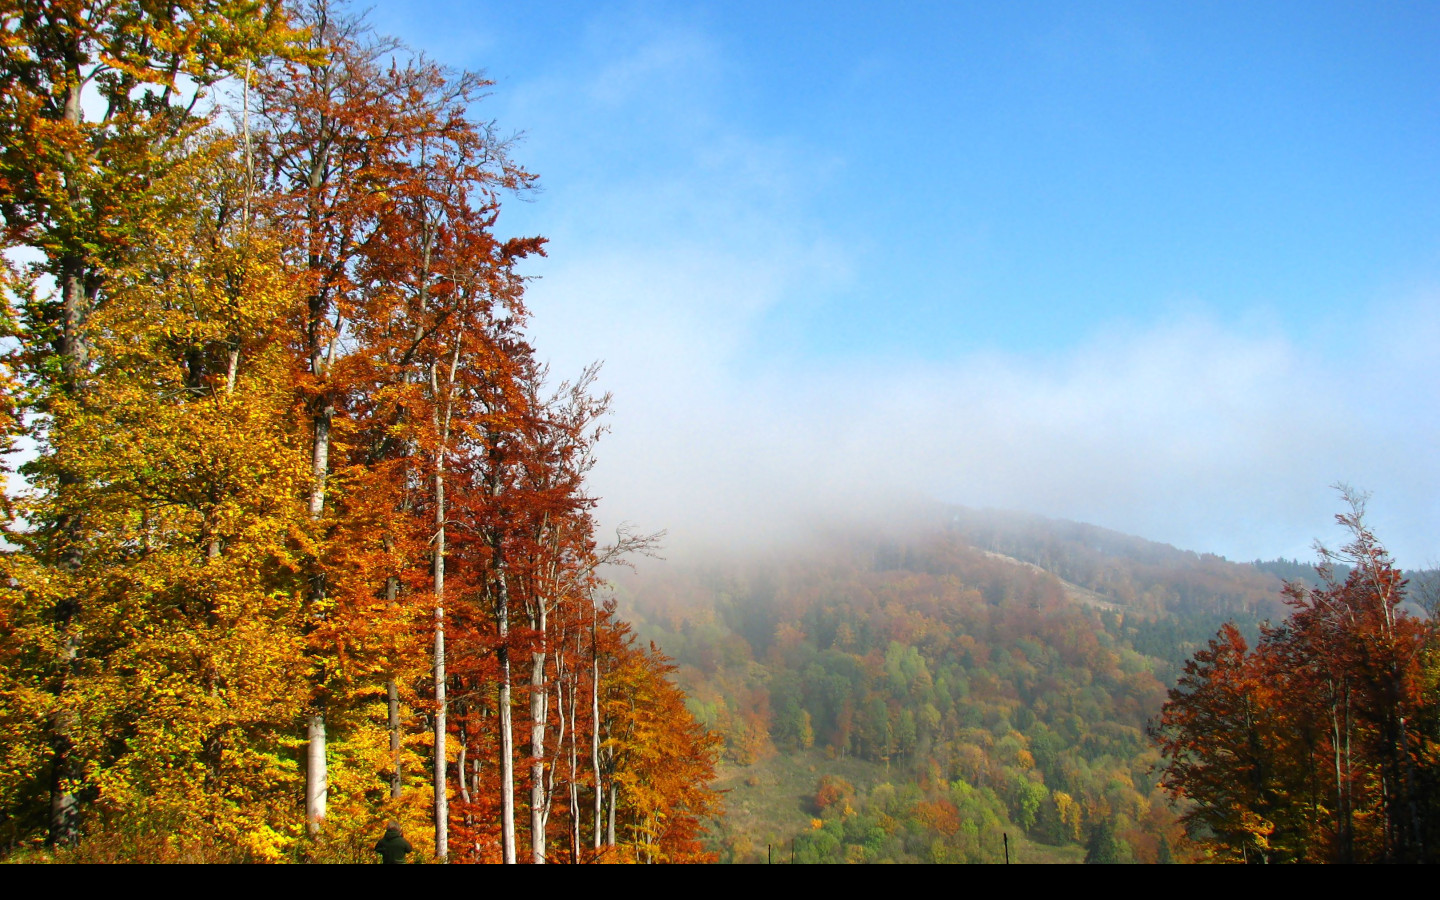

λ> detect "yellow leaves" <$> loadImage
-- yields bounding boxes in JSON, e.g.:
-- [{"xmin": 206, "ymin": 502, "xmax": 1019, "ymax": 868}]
[
  {"xmin": 74, "ymin": 585, "xmax": 311, "ymax": 851},
  {"xmin": 594, "ymin": 638, "xmax": 723, "ymax": 860},
  {"xmin": 1238, "ymin": 810, "xmax": 1276, "ymax": 851},
  {"xmin": 0, "ymin": 136, "xmax": 323, "ymax": 853},
  {"xmin": 1053, "ymin": 790, "xmax": 1084, "ymax": 842}
]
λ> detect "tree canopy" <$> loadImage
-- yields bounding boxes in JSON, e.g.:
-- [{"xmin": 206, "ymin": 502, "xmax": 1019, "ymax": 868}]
[{"xmin": 0, "ymin": 0, "xmax": 719, "ymax": 863}]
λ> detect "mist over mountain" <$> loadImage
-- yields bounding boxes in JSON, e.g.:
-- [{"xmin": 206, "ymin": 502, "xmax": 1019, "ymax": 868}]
[{"xmin": 610, "ymin": 506, "xmax": 1432, "ymax": 862}]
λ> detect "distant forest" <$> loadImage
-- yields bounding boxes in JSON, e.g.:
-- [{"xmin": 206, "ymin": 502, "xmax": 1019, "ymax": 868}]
[{"xmin": 620, "ymin": 505, "xmax": 1439, "ymax": 863}]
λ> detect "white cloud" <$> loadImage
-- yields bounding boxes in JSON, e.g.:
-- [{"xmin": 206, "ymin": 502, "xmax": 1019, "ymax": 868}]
[{"xmin": 504, "ymin": 14, "xmax": 1440, "ymax": 568}]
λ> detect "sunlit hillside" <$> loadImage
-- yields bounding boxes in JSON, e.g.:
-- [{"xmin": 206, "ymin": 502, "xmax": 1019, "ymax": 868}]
[{"xmin": 618, "ymin": 509, "xmax": 1433, "ymax": 863}]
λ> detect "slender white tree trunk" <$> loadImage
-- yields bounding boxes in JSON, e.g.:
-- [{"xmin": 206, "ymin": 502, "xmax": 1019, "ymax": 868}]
[
  {"xmin": 567, "ymin": 654, "xmax": 581, "ymax": 862},
  {"xmin": 606, "ymin": 776, "xmax": 617, "ymax": 847},
  {"xmin": 388, "ymin": 677, "xmax": 402, "ymax": 798},
  {"xmin": 309, "ymin": 408, "xmax": 331, "ymax": 519},
  {"xmin": 432, "ymin": 463, "xmax": 447, "ymax": 860},
  {"xmin": 496, "ymin": 561, "xmax": 517, "ymax": 863},
  {"xmin": 530, "ymin": 596, "xmax": 550, "ymax": 863},
  {"xmin": 431, "ymin": 349, "xmax": 457, "ymax": 861},
  {"xmin": 457, "ymin": 721, "xmax": 471, "ymax": 806},
  {"xmin": 541, "ymin": 639, "xmax": 568, "ymax": 862},
  {"xmin": 304, "ymin": 403, "xmax": 332, "ymax": 836},
  {"xmin": 591, "ymin": 604, "xmax": 603, "ymax": 852},
  {"xmin": 387, "ymin": 575, "xmax": 402, "ymax": 799},
  {"xmin": 529, "ymin": 647, "xmax": 548, "ymax": 860},
  {"xmin": 305, "ymin": 714, "xmax": 327, "ymax": 833}
]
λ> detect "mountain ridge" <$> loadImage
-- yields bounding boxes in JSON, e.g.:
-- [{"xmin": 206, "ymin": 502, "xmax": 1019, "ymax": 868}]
[{"xmin": 615, "ymin": 505, "xmax": 1432, "ymax": 863}]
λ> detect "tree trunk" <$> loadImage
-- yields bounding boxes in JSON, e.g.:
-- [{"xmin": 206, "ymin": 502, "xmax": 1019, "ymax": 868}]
[
  {"xmin": 303, "ymin": 403, "xmax": 332, "ymax": 836},
  {"xmin": 432, "ymin": 457, "xmax": 448, "ymax": 860},
  {"xmin": 496, "ymin": 561, "xmax": 517, "ymax": 864},
  {"xmin": 309, "ymin": 407, "xmax": 332, "ymax": 519},
  {"xmin": 47, "ymin": 74, "xmax": 89, "ymax": 849},
  {"xmin": 458, "ymin": 732, "xmax": 471, "ymax": 805},
  {"xmin": 305, "ymin": 714, "xmax": 327, "ymax": 834},
  {"xmin": 388, "ymin": 575, "xmax": 403, "ymax": 800},
  {"xmin": 591, "ymin": 606, "xmax": 603, "ymax": 852},
  {"xmin": 606, "ymin": 778, "xmax": 617, "ymax": 847},
  {"xmin": 47, "ymin": 671, "xmax": 79, "ymax": 847},
  {"xmin": 566, "ymin": 652, "xmax": 581, "ymax": 863},
  {"xmin": 530, "ymin": 604, "xmax": 549, "ymax": 863},
  {"xmin": 388, "ymin": 676, "xmax": 402, "ymax": 799},
  {"xmin": 1330, "ymin": 685, "xmax": 1346, "ymax": 858},
  {"xmin": 430, "ymin": 349, "xmax": 457, "ymax": 861}
]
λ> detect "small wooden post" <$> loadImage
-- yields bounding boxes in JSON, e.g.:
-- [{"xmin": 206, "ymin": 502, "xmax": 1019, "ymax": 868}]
[{"xmin": 1003, "ymin": 832, "xmax": 1010, "ymax": 864}]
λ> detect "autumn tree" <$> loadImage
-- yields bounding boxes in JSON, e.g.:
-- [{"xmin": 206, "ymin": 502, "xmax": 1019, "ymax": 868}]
[
  {"xmin": 0, "ymin": 122, "xmax": 324, "ymax": 861},
  {"xmin": 1155, "ymin": 492, "xmax": 1438, "ymax": 863},
  {"xmin": 1152, "ymin": 623, "xmax": 1294, "ymax": 861},
  {"xmin": 0, "ymin": 0, "xmax": 299, "ymax": 848},
  {"xmin": 251, "ymin": 2, "xmax": 395, "ymax": 834},
  {"xmin": 250, "ymin": 0, "xmax": 533, "ymax": 846},
  {"xmin": 0, "ymin": 1, "xmax": 723, "ymax": 863},
  {"xmin": 597, "ymin": 635, "xmax": 722, "ymax": 863}
]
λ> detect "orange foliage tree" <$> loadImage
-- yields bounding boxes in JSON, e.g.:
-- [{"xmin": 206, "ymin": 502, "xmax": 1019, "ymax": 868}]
[
  {"xmin": 0, "ymin": 0, "xmax": 722, "ymax": 863},
  {"xmin": 1155, "ymin": 491, "xmax": 1439, "ymax": 863}
]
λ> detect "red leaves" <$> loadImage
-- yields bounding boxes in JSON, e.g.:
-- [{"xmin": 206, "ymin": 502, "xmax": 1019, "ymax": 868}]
[{"xmin": 1155, "ymin": 496, "xmax": 1437, "ymax": 863}]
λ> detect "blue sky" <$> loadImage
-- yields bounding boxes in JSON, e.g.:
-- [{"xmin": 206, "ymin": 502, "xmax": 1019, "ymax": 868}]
[{"xmin": 370, "ymin": 1, "xmax": 1440, "ymax": 565}]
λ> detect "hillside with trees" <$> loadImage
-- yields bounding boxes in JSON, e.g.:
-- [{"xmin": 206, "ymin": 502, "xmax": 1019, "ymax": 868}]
[
  {"xmin": 618, "ymin": 506, "xmax": 1437, "ymax": 863},
  {"xmin": 1, "ymin": 2, "xmax": 1434, "ymax": 867}
]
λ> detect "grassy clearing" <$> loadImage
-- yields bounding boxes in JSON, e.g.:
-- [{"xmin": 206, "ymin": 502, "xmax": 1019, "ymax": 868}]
[
  {"xmin": 712, "ymin": 750, "xmax": 887, "ymax": 856},
  {"xmin": 708, "ymin": 749, "xmax": 1086, "ymax": 864}
]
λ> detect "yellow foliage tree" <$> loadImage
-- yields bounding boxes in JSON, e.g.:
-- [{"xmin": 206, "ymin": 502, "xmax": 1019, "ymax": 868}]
[{"xmin": 5, "ymin": 140, "xmax": 317, "ymax": 859}]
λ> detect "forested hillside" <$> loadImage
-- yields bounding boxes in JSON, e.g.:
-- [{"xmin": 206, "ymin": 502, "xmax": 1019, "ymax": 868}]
[
  {"xmin": 2, "ymin": 1, "xmax": 1433, "ymax": 867},
  {"xmin": 618, "ymin": 508, "xmax": 1434, "ymax": 863}
]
